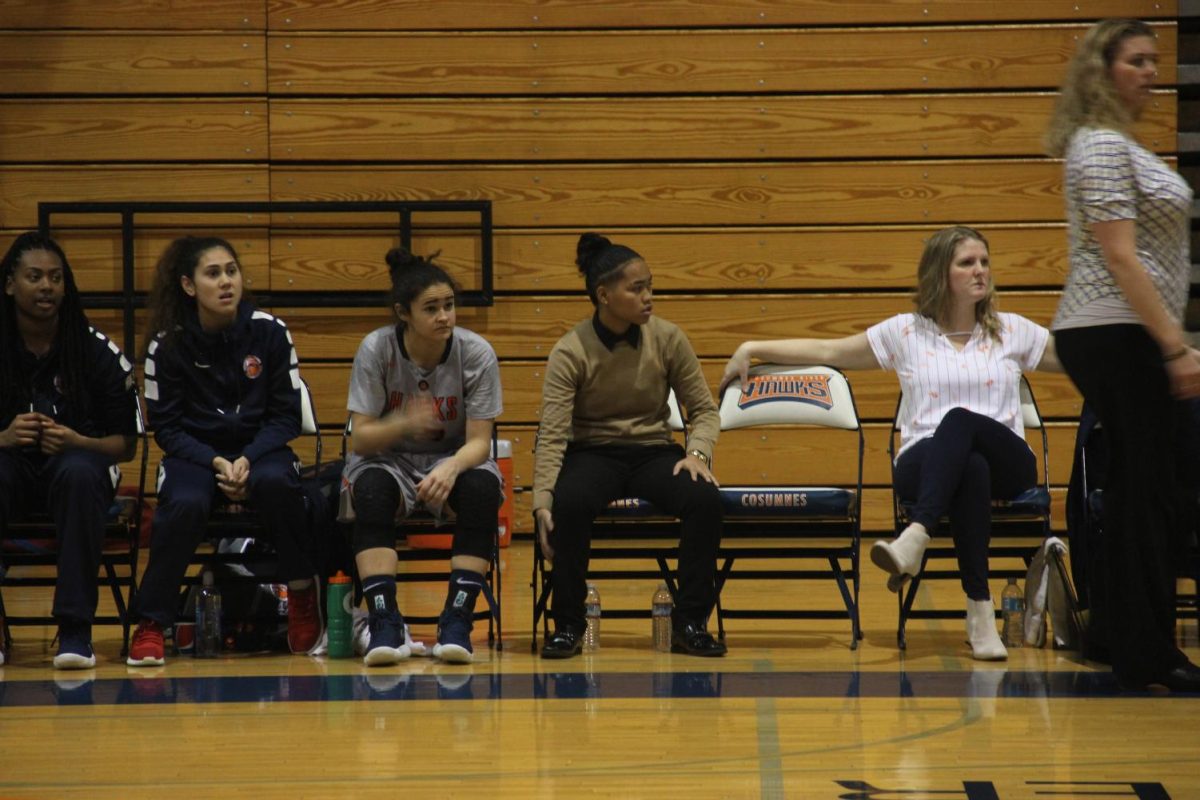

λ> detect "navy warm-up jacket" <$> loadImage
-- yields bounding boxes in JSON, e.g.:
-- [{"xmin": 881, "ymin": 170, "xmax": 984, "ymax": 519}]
[{"xmin": 144, "ymin": 301, "xmax": 301, "ymax": 467}]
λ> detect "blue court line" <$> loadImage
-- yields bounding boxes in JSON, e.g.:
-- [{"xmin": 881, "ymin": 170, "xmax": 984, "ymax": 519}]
[{"xmin": 0, "ymin": 669, "xmax": 1195, "ymax": 708}]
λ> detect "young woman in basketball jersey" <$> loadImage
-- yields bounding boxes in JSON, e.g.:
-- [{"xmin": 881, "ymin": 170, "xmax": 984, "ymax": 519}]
[
  {"xmin": 0, "ymin": 232, "xmax": 138, "ymax": 669},
  {"xmin": 722, "ymin": 226, "xmax": 1061, "ymax": 660},
  {"xmin": 341, "ymin": 247, "xmax": 503, "ymax": 666},
  {"xmin": 126, "ymin": 236, "xmax": 321, "ymax": 667},
  {"xmin": 534, "ymin": 232, "xmax": 726, "ymax": 659}
]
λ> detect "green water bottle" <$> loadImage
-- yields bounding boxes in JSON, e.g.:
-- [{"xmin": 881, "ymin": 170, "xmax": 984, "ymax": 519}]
[{"xmin": 326, "ymin": 571, "xmax": 354, "ymax": 659}]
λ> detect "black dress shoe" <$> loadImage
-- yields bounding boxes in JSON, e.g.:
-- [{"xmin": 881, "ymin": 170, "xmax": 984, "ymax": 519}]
[
  {"xmin": 670, "ymin": 621, "xmax": 727, "ymax": 657},
  {"xmin": 540, "ymin": 628, "xmax": 584, "ymax": 660},
  {"xmin": 1157, "ymin": 663, "xmax": 1200, "ymax": 693}
]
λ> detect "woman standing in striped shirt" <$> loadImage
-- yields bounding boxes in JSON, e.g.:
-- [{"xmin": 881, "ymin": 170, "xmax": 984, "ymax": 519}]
[
  {"xmin": 723, "ymin": 225, "xmax": 1060, "ymax": 660},
  {"xmin": 1046, "ymin": 19, "xmax": 1200, "ymax": 692}
]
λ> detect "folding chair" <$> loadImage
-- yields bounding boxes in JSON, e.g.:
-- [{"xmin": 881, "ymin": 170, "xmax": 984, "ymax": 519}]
[
  {"xmin": 530, "ymin": 393, "xmax": 690, "ymax": 650},
  {"xmin": 889, "ymin": 376, "xmax": 1057, "ymax": 649},
  {"xmin": 714, "ymin": 365, "xmax": 864, "ymax": 648},
  {"xmin": 0, "ymin": 393, "xmax": 149, "ymax": 656},
  {"xmin": 339, "ymin": 418, "xmax": 503, "ymax": 649}
]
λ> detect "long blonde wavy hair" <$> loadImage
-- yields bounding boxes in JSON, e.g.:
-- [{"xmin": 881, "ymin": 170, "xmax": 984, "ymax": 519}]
[
  {"xmin": 914, "ymin": 226, "xmax": 1002, "ymax": 343},
  {"xmin": 1044, "ymin": 18, "xmax": 1155, "ymax": 157}
]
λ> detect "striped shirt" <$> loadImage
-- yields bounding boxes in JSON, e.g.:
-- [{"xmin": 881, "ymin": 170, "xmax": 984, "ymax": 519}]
[
  {"xmin": 1052, "ymin": 127, "xmax": 1192, "ymax": 330},
  {"xmin": 867, "ymin": 312, "xmax": 1048, "ymax": 459}
]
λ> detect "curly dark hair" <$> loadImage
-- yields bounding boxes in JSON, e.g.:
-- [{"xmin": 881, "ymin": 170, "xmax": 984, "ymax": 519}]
[{"xmin": 144, "ymin": 235, "xmax": 242, "ymax": 355}]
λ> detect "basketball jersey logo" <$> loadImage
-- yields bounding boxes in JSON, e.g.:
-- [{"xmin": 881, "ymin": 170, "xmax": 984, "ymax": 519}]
[
  {"xmin": 738, "ymin": 374, "xmax": 834, "ymax": 411},
  {"xmin": 243, "ymin": 355, "xmax": 263, "ymax": 379}
]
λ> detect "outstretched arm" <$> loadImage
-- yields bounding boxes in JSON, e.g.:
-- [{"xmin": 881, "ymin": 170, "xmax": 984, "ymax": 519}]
[{"xmin": 720, "ymin": 332, "xmax": 879, "ymax": 393}]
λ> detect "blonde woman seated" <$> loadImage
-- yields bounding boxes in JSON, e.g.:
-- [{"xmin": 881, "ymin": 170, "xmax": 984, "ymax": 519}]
[{"xmin": 721, "ymin": 226, "xmax": 1061, "ymax": 660}]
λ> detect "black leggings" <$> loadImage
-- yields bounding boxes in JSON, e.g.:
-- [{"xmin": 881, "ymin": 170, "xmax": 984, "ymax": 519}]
[
  {"xmin": 1056, "ymin": 324, "xmax": 1193, "ymax": 685},
  {"xmin": 893, "ymin": 407, "xmax": 1036, "ymax": 600},
  {"xmin": 548, "ymin": 443, "xmax": 722, "ymax": 630},
  {"xmin": 351, "ymin": 466, "xmax": 499, "ymax": 561}
]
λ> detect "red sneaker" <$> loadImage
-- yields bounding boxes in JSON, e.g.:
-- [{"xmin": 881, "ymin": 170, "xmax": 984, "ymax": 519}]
[
  {"xmin": 287, "ymin": 582, "xmax": 322, "ymax": 654},
  {"xmin": 126, "ymin": 620, "xmax": 166, "ymax": 666}
]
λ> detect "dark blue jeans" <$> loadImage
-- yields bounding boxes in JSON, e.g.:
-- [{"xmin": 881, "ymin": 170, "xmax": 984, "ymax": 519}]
[{"xmin": 893, "ymin": 407, "xmax": 1036, "ymax": 600}]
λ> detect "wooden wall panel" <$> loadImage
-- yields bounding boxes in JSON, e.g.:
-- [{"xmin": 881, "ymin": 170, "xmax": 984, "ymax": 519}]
[
  {"xmin": 0, "ymin": 166, "xmax": 270, "ymax": 229},
  {"xmin": 267, "ymin": 224, "xmax": 1072, "ymax": 293},
  {"xmin": 0, "ymin": 34, "xmax": 267, "ymax": 95},
  {"xmin": 0, "ymin": 1, "xmax": 265, "ymax": 29},
  {"xmin": 282, "ymin": 293, "xmax": 1063, "ymax": 360},
  {"xmin": 269, "ymin": 94, "xmax": 1176, "ymax": 162},
  {"xmin": 271, "ymin": 161, "xmax": 1068, "ymax": 227},
  {"xmin": 265, "ymin": 0, "xmax": 1174, "ymax": 30},
  {"xmin": 268, "ymin": 26, "xmax": 1176, "ymax": 96},
  {"xmin": 0, "ymin": 101, "xmax": 268, "ymax": 163}
]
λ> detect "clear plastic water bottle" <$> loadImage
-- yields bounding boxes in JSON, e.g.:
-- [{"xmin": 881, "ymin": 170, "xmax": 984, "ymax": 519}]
[
  {"xmin": 652, "ymin": 582, "xmax": 673, "ymax": 652},
  {"xmin": 194, "ymin": 570, "xmax": 222, "ymax": 658},
  {"xmin": 1001, "ymin": 577, "xmax": 1025, "ymax": 649},
  {"xmin": 583, "ymin": 582, "xmax": 601, "ymax": 652}
]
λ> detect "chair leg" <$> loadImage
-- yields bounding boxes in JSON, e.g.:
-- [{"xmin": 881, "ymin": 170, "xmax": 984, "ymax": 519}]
[
  {"xmin": 490, "ymin": 540, "xmax": 503, "ymax": 650},
  {"xmin": 0, "ymin": 586, "xmax": 11, "ymax": 655}
]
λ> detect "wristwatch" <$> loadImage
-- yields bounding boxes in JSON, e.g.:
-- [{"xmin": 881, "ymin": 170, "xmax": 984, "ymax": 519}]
[{"xmin": 687, "ymin": 449, "xmax": 710, "ymax": 467}]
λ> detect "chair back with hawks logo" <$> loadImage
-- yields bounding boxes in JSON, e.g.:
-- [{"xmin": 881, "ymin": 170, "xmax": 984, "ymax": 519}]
[
  {"xmin": 887, "ymin": 374, "xmax": 1055, "ymax": 650},
  {"xmin": 711, "ymin": 364, "xmax": 865, "ymax": 647},
  {"xmin": 531, "ymin": 390, "xmax": 689, "ymax": 648}
]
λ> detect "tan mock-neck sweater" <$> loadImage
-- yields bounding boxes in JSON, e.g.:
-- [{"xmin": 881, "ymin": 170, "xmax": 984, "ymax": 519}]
[{"xmin": 532, "ymin": 315, "xmax": 719, "ymax": 512}]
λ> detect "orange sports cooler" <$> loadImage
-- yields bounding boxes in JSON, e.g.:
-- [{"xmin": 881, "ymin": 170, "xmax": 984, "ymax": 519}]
[{"xmin": 407, "ymin": 439, "xmax": 514, "ymax": 549}]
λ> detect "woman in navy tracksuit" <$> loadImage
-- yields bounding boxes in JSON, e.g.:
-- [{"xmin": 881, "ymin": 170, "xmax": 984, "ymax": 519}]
[
  {"xmin": 126, "ymin": 236, "xmax": 320, "ymax": 666},
  {"xmin": 0, "ymin": 232, "xmax": 138, "ymax": 669}
]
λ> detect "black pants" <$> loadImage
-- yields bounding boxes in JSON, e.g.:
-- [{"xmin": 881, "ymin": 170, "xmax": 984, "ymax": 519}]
[
  {"xmin": 1056, "ymin": 325, "xmax": 1193, "ymax": 685},
  {"xmin": 0, "ymin": 448, "xmax": 117, "ymax": 623},
  {"xmin": 894, "ymin": 408, "xmax": 1036, "ymax": 600},
  {"xmin": 548, "ymin": 443, "xmax": 722, "ymax": 631},
  {"xmin": 134, "ymin": 448, "xmax": 315, "ymax": 626}
]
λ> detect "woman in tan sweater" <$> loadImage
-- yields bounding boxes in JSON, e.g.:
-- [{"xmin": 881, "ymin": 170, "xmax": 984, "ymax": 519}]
[{"xmin": 534, "ymin": 232, "xmax": 725, "ymax": 659}]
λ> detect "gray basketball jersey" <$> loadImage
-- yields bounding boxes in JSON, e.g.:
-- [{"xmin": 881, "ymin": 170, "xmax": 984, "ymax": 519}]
[{"xmin": 342, "ymin": 325, "xmax": 503, "ymax": 495}]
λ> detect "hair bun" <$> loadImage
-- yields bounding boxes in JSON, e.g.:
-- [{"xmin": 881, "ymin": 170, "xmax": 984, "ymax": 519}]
[
  {"xmin": 575, "ymin": 232, "xmax": 611, "ymax": 274},
  {"xmin": 385, "ymin": 246, "xmax": 420, "ymax": 275}
]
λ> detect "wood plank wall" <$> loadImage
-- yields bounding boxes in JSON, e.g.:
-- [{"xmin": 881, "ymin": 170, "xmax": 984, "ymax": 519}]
[{"xmin": 0, "ymin": 1, "xmax": 1180, "ymax": 534}]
